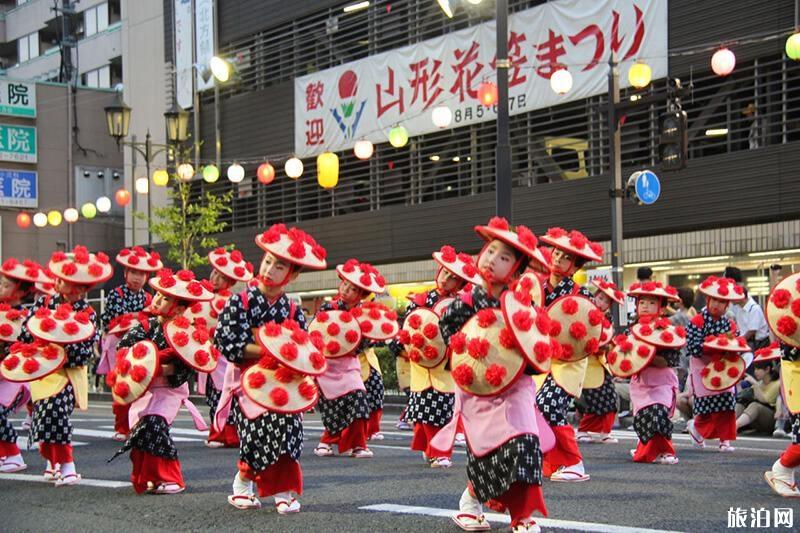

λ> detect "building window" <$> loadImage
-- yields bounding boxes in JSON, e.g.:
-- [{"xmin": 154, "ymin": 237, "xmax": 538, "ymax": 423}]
[
  {"xmin": 18, "ymin": 32, "xmax": 39, "ymax": 63},
  {"xmin": 82, "ymin": 65, "xmax": 111, "ymax": 88},
  {"xmin": 84, "ymin": 2, "xmax": 109, "ymax": 38},
  {"xmin": 16, "ymin": 0, "xmax": 30, "ymax": 6}
]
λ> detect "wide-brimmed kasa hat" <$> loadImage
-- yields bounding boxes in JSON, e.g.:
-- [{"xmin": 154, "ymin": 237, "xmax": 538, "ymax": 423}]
[
  {"xmin": 164, "ymin": 316, "xmax": 220, "ymax": 373},
  {"xmin": 592, "ymin": 278, "xmax": 626, "ymax": 305},
  {"xmin": 27, "ymin": 303, "xmax": 96, "ymax": 344},
  {"xmin": 631, "ymin": 315, "xmax": 687, "ymax": 349},
  {"xmin": 539, "ymin": 227, "xmax": 604, "ymax": 263},
  {"xmin": 208, "ymin": 247, "xmax": 254, "ymax": 283},
  {"xmin": 396, "ymin": 307, "xmax": 447, "ymax": 369},
  {"xmin": 432, "ymin": 246, "xmax": 484, "ymax": 288},
  {"xmin": 0, "ymin": 304, "xmax": 27, "ymax": 342},
  {"xmin": 255, "ymin": 319, "xmax": 327, "ymax": 376},
  {"xmin": 307, "ymin": 309, "xmax": 362, "ymax": 359},
  {"xmin": 500, "ymin": 289, "xmax": 552, "ymax": 373},
  {"xmin": 765, "ymin": 272, "xmax": 800, "ymax": 348},
  {"xmin": 242, "ymin": 356, "xmax": 319, "ymax": 414},
  {"xmin": 335, "ymin": 259, "xmax": 387, "ymax": 294},
  {"xmin": 698, "ymin": 275, "xmax": 745, "ymax": 302},
  {"xmin": 254, "ymin": 223, "xmax": 327, "ymax": 271},
  {"xmin": 606, "ymin": 334, "xmax": 656, "ymax": 378},
  {"xmin": 351, "ymin": 301, "xmax": 399, "ymax": 341},
  {"xmin": 546, "ymin": 295, "xmax": 604, "ymax": 362},
  {"xmin": 116, "ymin": 247, "xmax": 163, "ymax": 273},
  {"xmin": 48, "ymin": 246, "xmax": 114, "ymax": 287},
  {"xmin": 474, "ymin": 217, "xmax": 540, "ymax": 265},
  {"xmin": 108, "ymin": 340, "xmax": 159, "ymax": 405},
  {"xmin": 149, "ymin": 269, "xmax": 215, "ymax": 303},
  {"xmin": 0, "ymin": 340, "xmax": 66, "ymax": 382},
  {"xmin": 700, "ymin": 353, "xmax": 746, "ymax": 391}
]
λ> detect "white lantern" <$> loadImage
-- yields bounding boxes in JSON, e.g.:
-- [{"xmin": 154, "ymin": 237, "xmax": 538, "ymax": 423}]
[
  {"xmin": 177, "ymin": 163, "xmax": 195, "ymax": 182},
  {"xmin": 711, "ymin": 48, "xmax": 736, "ymax": 76},
  {"xmin": 33, "ymin": 212, "xmax": 48, "ymax": 228},
  {"xmin": 354, "ymin": 139, "xmax": 374, "ymax": 160},
  {"xmin": 96, "ymin": 196, "xmax": 112, "ymax": 213},
  {"xmin": 550, "ymin": 68, "xmax": 573, "ymax": 95},
  {"xmin": 64, "ymin": 208, "xmax": 79, "ymax": 223},
  {"xmin": 135, "ymin": 177, "xmax": 149, "ymax": 194},
  {"xmin": 285, "ymin": 157, "xmax": 303, "ymax": 179},
  {"xmin": 227, "ymin": 163, "xmax": 245, "ymax": 183},
  {"xmin": 431, "ymin": 105, "xmax": 453, "ymax": 128}
]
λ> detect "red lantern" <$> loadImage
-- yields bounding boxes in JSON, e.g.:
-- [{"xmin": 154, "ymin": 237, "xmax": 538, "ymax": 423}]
[
  {"xmin": 257, "ymin": 162, "xmax": 275, "ymax": 185},
  {"xmin": 477, "ymin": 81, "xmax": 498, "ymax": 106},
  {"xmin": 115, "ymin": 188, "xmax": 131, "ymax": 206},
  {"xmin": 16, "ymin": 212, "xmax": 31, "ymax": 229}
]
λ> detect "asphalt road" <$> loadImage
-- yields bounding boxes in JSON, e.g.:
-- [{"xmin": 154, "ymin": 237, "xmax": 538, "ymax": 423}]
[{"xmin": 1, "ymin": 401, "xmax": 798, "ymax": 533}]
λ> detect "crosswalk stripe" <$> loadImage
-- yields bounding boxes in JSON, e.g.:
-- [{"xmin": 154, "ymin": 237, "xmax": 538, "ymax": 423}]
[{"xmin": 0, "ymin": 473, "xmax": 130, "ymax": 488}]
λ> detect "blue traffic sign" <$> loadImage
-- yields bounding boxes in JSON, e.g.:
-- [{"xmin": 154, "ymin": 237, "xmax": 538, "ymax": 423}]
[{"xmin": 634, "ymin": 170, "xmax": 661, "ymax": 205}]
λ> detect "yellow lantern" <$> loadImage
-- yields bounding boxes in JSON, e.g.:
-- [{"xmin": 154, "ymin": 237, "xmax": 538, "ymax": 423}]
[
  {"xmin": 47, "ymin": 210, "xmax": 63, "ymax": 226},
  {"xmin": 573, "ymin": 269, "xmax": 587, "ymax": 286},
  {"xmin": 152, "ymin": 169, "xmax": 169, "ymax": 186},
  {"xmin": 388, "ymin": 125, "xmax": 409, "ymax": 148},
  {"xmin": 628, "ymin": 60, "xmax": 652, "ymax": 89},
  {"xmin": 317, "ymin": 152, "xmax": 339, "ymax": 189}
]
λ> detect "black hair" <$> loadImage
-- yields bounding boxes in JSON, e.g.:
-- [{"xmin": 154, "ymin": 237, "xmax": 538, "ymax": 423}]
[
  {"xmin": 574, "ymin": 257, "xmax": 588, "ymax": 270},
  {"xmin": 677, "ymin": 287, "xmax": 694, "ymax": 309},
  {"xmin": 754, "ymin": 360, "xmax": 779, "ymax": 381},
  {"xmin": 636, "ymin": 267, "xmax": 653, "ymax": 281},
  {"xmin": 723, "ymin": 266, "xmax": 743, "ymax": 283}
]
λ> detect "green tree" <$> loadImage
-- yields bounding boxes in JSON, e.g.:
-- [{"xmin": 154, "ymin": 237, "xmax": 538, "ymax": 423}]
[{"xmin": 136, "ymin": 176, "xmax": 233, "ymax": 269}]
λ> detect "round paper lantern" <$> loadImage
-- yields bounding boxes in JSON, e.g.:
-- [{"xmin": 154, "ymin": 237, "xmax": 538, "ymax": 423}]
[
  {"xmin": 96, "ymin": 196, "xmax": 112, "ymax": 213},
  {"xmin": 116, "ymin": 188, "xmax": 132, "ymax": 206},
  {"xmin": 134, "ymin": 178, "xmax": 149, "ymax": 195},
  {"xmin": 177, "ymin": 163, "xmax": 195, "ymax": 182},
  {"xmin": 317, "ymin": 152, "xmax": 339, "ymax": 189},
  {"xmin": 354, "ymin": 139, "xmax": 374, "ymax": 160},
  {"xmin": 16, "ymin": 212, "xmax": 31, "ymax": 229},
  {"xmin": 432, "ymin": 105, "xmax": 453, "ymax": 128},
  {"xmin": 477, "ymin": 81, "xmax": 498, "ymax": 106},
  {"xmin": 81, "ymin": 202, "xmax": 97, "ymax": 219},
  {"xmin": 33, "ymin": 212, "xmax": 47, "ymax": 228},
  {"xmin": 787, "ymin": 32, "xmax": 800, "ymax": 61},
  {"xmin": 711, "ymin": 48, "xmax": 736, "ymax": 76},
  {"xmin": 257, "ymin": 162, "xmax": 275, "ymax": 184},
  {"xmin": 64, "ymin": 208, "xmax": 79, "ymax": 223},
  {"xmin": 285, "ymin": 157, "xmax": 303, "ymax": 179},
  {"xmin": 550, "ymin": 68, "xmax": 573, "ymax": 95},
  {"xmin": 573, "ymin": 269, "xmax": 587, "ymax": 286},
  {"xmin": 47, "ymin": 210, "xmax": 62, "ymax": 226},
  {"xmin": 388, "ymin": 125, "xmax": 409, "ymax": 148},
  {"xmin": 227, "ymin": 163, "xmax": 245, "ymax": 183},
  {"xmin": 628, "ymin": 60, "xmax": 652, "ymax": 89},
  {"xmin": 202, "ymin": 164, "xmax": 220, "ymax": 183},
  {"xmin": 152, "ymin": 169, "xmax": 169, "ymax": 187}
]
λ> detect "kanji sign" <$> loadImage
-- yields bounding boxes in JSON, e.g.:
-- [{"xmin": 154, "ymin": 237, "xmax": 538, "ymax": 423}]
[
  {"xmin": 0, "ymin": 169, "xmax": 37, "ymax": 208},
  {"xmin": 0, "ymin": 80, "xmax": 36, "ymax": 118},
  {"xmin": 294, "ymin": 0, "xmax": 667, "ymax": 158},
  {"xmin": 0, "ymin": 124, "xmax": 36, "ymax": 163}
]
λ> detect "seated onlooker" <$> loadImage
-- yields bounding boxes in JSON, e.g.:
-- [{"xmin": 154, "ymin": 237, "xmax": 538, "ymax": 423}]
[
  {"xmin": 774, "ymin": 392, "xmax": 792, "ymax": 438},
  {"xmin": 670, "ymin": 287, "xmax": 696, "ymax": 387},
  {"xmin": 735, "ymin": 361, "xmax": 781, "ymax": 434},
  {"xmin": 675, "ymin": 378, "xmax": 694, "ymax": 427}
]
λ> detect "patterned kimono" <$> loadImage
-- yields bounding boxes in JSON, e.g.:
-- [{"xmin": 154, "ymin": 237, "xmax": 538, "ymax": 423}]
[
  {"xmin": 536, "ymin": 277, "xmax": 593, "ymax": 473},
  {"xmin": 686, "ymin": 308, "xmax": 738, "ymax": 441},
  {"xmin": 776, "ymin": 343, "xmax": 800, "ymax": 469},
  {"xmin": 0, "ymin": 304, "xmax": 30, "ymax": 458},
  {"xmin": 20, "ymin": 294, "xmax": 98, "ymax": 466},
  {"xmin": 316, "ymin": 298, "xmax": 371, "ymax": 450},
  {"xmin": 99, "ymin": 284, "xmax": 152, "ymax": 435},
  {"xmin": 440, "ymin": 285, "xmax": 545, "ymax": 514},
  {"xmin": 214, "ymin": 287, "xmax": 306, "ymax": 496},
  {"xmin": 111, "ymin": 317, "xmax": 194, "ymax": 493},
  {"xmin": 390, "ymin": 289, "xmax": 456, "ymax": 457},
  {"xmin": 577, "ymin": 311, "xmax": 618, "ymax": 435}
]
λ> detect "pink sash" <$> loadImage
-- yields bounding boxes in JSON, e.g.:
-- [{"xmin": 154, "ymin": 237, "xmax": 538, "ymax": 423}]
[
  {"xmin": 431, "ymin": 378, "xmax": 555, "ymax": 457},
  {"xmin": 0, "ymin": 379, "xmax": 29, "ymax": 409},
  {"xmin": 315, "ymin": 356, "xmax": 366, "ymax": 400},
  {"xmin": 214, "ymin": 361, "xmax": 274, "ymax": 431},
  {"xmin": 196, "ymin": 358, "xmax": 228, "ymax": 395},
  {"xmin": 96, "ymin": 333, "xmax": 121, "ymax": 375},
  {"xmin": 630, "ymin": 366, "xmax": 678, "ymax": 415},
  {"xmin": 128, "ymin": 378, "xmax": 207, "ymax": 430}
]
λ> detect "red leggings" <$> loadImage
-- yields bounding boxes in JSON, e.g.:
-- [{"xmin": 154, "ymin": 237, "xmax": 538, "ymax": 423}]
[
  {"xmin": 780, "ymin": 444, "xmax": 800, "ymax": 469},
  {"xmin": 578, "ymin": 412, "xmax": 615, "ymax": 434},
  {"xmin": 0, "ymin": 440, "xmax": 20, "ymax": 456},
  {"xmin": 475, "ymin": 482, "xmax": 548, "ymax": 526},
  {"xmin": 39, "ymin": 442, "xmax": 73, "ymax": 465},
  {"xmin": 238, "ymin": 454, "xmax": 302, "ymax": 497},
  {"xmin": 542, "ymin": 425, "xmax": 582, "ymax": 476},
  {"xmin": 129, "ymin": 449, "xmax": 184, "ymax": 494},
  {"xmin": 632, "ymin": 434, "xmax": 676, "ymax": 463},
  {"xmin": 320, "ymin": 418, "xmax": 368, "ymax": 453},
  {"xmin": 694, "ymin": 410, "xmax": 736, "ymax": 441},
  {"xmin": 113, "ymin": 403, "xmax": 131, "ymax": 435},
  {"xmin": 411, "ymin": 423, "xmax": 450, "ymax": 458},
  {"xmin": 367, "ymin": 409, "xmax": 383, "ymax": 436},
  {"xmin": 208, "ymin": 423, "xmax": 240, "ymax": 447}
]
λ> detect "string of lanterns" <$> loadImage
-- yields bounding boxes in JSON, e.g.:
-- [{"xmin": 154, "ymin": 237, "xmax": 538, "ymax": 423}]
[{"xmin": 18, "ymin": 29, "xmax": 800, "ymax": 229}]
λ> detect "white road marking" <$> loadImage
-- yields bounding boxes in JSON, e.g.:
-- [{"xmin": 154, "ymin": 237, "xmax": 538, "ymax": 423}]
[
  {"xmin": 73, "ymin": 428, "xmax": 201, "ymax": 442},
  {"xmin": 0, "ymin": 473, "xmax": 130, "ymax": 488},
  {"xmin": 17, "ymin": 437, "xmax": 88, "ymax": 449},
  {"xmin": 360, "ymin": 503, "xmax": 685, "ymax": 533}
]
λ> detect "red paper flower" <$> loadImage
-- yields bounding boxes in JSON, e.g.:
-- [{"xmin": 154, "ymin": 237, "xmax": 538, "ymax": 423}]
[
  {"xmin": 549, "ymin": 320, "xmax": 562, "ymax": 337},
  {"xmin": 3, "ymin": 355, "xmax": 20, "ymax": 370},
  {"xmin": 777, "ymin": 316, "xmax": 798, "ymax": 337},
  {"xmin": 195, "ymin": 350, "xmax": 210, "ymax": 366},
  {"xmin": 316, "ymin": 311, "xmax": 329, "ymax": 323},
  {"xmin": 114, "ymin": 382, "xmax": 131, "ymax": 398},
  {"xmin": 360, "ymin": 321, "xmax": 373, "ymax": 333},
  {"xmin": 270, "ymin": 387, "xmax": 290, "ymax": 407},
  {"xmin": 588, "ymin": 309, "xmax": 604, "ymax": 326},
  {"xmin": 132, "ymin": 344, "xmax": 149, "ymax": 359},
  {"xmin": 569, "ymin": 322, "xmax": 587, "ymax": 340},
  {"xmin": 263, "ymin": 323, "xmax": 282, "ymax": 337},
  {"xmin": 690, "ymin": 314, "xmax": 705, "ymax": 328},
  {"xmin": 791, "ymin": 299, "xmax": 800, "ymax": 319},
  {"xmin": 172, "ymin": 331, "xmax": 190, "ymax": 347},
  {"xmin": 344, "ymin": 329, "xmax": 359, "ymax": 344},
  {"xmin": 619, "ymin": 359, "xmax": 632, "ymax": 373},
  {"xmin": 585, "ymin": 337, "xmax": 599, "ymax": 354},
  {"xmin": 488, "ymin": 217, "xmax": 510, "ymax": 231},
  {"xmin": 280, "ymin": 342, "xmax": 298, "ymax": 361},
  {"xmin": 440, "ymin": 245, "xmax": 457, "ymax": 263},
  {"xmin": 247, "ymin": 371, "xmax": 266, "ymax": 389},
  {"xmin": 476, "ymin": 309, "xmax": 497, "ymax": 328},
  {"xmin": 561, "ymin": 298, "xmax": 579, "ymax": 315},
  {"xmin": 411, "ymin": 333, "xmax": 425, "ymax": 349},
  {"xmin": 710, "ymin": 376, "xmax": 722, "ymax": 388},
  {"xmin": 452, "ymin": 364, "xmax": 475, "ymax": 387},
  {"xmin": 173, "ymin": 316, "xmax": 190, "ymax": 329},
  {"xmin": 42, "ymin": 345, "xmax": 60, "ymax": 360},
  {"xmin": 130, "ymin": 365, "xmax": 148, "ymax": 383},
  {"xmin": 61, "ymin": 263, "xmax": 78, "ymax": 276},
  {"xmin": 606, "ymin": 351, "xmax": 617, "ymax": 365},
  {"xmin": 299, "ymin": 381, "xmax": 317, "ymax": 400},
  {"xmin": 381, "ymin": 322, "xmax": 394, "ymax": 334},
  {"xmin": 407, "ymin": 314, "xmax": 422, "ymax": 330},
  {"xmin": 450, "ymin": 332, "xmax": 467, "ymax": 354},
  {"xmin": 512, "ymin": 310, "xmax": 533, "ymax": 332},
  {"xmin": 275, "ymin": 366, "xmax": 296, "ymax": 383},
  {"xmin": 422, "ymin": 323, "xmax": 439, "ymax": 340},
  {"xmin": 533, "ymin": 341, "xmax": 551, "ymax": 362},
  {"xmin": 498, "ymin": 327, "xmax": 517, "ymax": 349},
  {"xmin": 535, "ymin": 313, "xmax": 550, "ymax": 335},
  {"xmin": 326, "ymin": 340, "xmax": 341, "ymax": 355},
  {"xmin": 0, "ymin": 324, "xmax": 13, "ymax": 337},
  {"xmin": 467, "ymin": 338, "xmax": 490, "ymax": 359},
  {"xmin": 39, "ymin": 317, "xmax": 57, "ymax": 332},
  {"xmin": 485, "ymin": 364, "xmax": 507, "ymax": 387},
  {"xmin": 310, "ymin": 352, "xmax": 326, "ymax": 369}
]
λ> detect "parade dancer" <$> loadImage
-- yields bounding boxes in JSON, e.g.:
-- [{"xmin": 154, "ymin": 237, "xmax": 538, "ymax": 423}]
[
  {"xmin": 109, "ymin": 269, "xmax": 213, "ymax": 494},
  {"xmin": 392, "ymin": 245, "xmax": 482, "ymax": 468},
  {"xmin": 620, "ymin": 281, "xmax": 684, "ymax": 464},
  {"xmin": 98, "ymin": 247, "xmax": 161, "ymax": 441},
  {"xmin": 313, "ymin": 259, "xmax": 387, "ymax": 458},
  {"xmin": 577, "ymin": 279, "xmax": 625, "ymax": 444},
  {"xmin": 193, "ymin": 247, "xmax": 254, "ymax": 448},
  {"xmin": 436, "ymin": 217, "xmax": 552, "ymax": 533},
  {"xmin": 762, "ymin": 273, "xmax": 800, "ymax": 497},
  {"xmin": 214, "ymin": 223, "xmax": 328, "ymax": 512},
  {"xmin": 535, "ymin": 227, "xmax": 604, "ymax": 482},
  {"xmin": 19, "ymin": 246, "xmax": 112, "ymax": 486},
  {"xmin": 0, "ymin": 259, "xmax": 49, "ymax": 473},
  {"xmin": 686, "ymin": 276, "xmax": 745, "ymax": 453}
]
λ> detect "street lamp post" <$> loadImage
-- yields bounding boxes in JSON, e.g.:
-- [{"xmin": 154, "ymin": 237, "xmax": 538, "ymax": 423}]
[
  {"xmin": 607, "ymin": 55, "xmax": 625, "ymax": 329},
  {"xmin": 495, "ymin": 0, "xmax": 512, "ymax": 220},
  {"xmin": 104, "ymin": 92, "xmax": 189, "ymax": 248}
]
